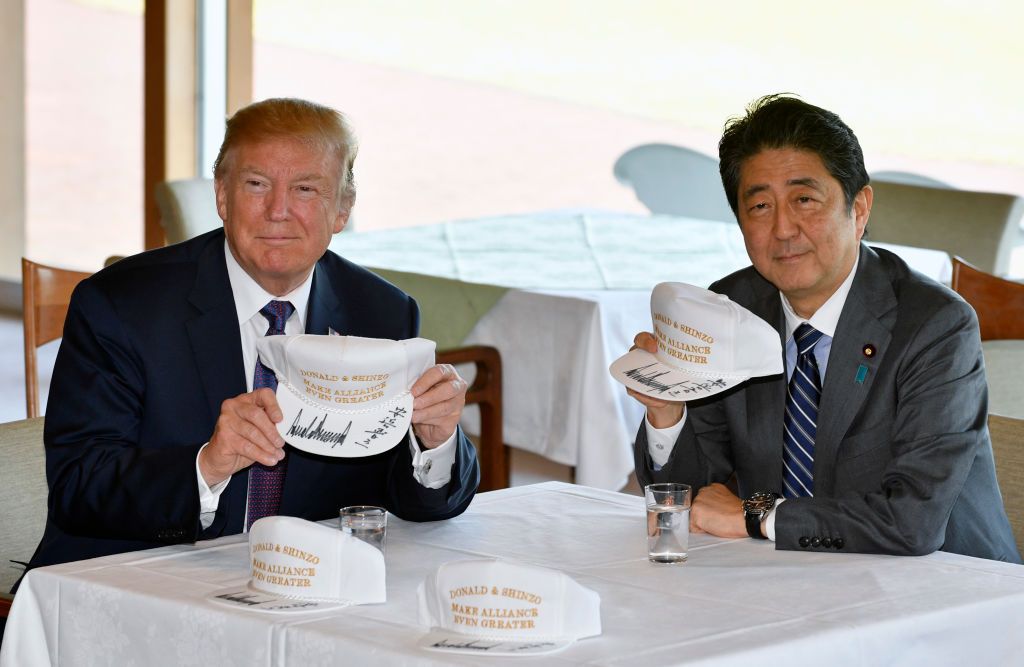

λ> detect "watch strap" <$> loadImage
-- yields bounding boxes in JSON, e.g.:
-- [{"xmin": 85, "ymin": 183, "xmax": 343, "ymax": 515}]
[{"xmin": 745, "ymin": 509, "xmax": 768, "ymax": 539}]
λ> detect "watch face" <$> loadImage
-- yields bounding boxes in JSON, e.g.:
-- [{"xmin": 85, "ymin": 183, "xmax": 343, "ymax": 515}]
[{"xmin": 743, "ymin": 492, "xmax": 779, "ymax": 513}]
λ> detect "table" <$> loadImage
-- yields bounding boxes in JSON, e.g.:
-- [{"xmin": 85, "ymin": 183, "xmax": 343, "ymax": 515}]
[
  {"xmin": 329, "ymin": 213, "xmax": 954, "ymax": 490},
  {"xmin": 4, "ymin": 482, "xmax": 1022, "ymax": 666}
]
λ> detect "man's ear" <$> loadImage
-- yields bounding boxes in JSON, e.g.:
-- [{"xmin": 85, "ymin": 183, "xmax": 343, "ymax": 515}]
[
  {"xmin": 853, "ymin": 185, "xmax": 872, "ymax": 240},
  {"xmin": 333, "ymin": 208, "xmax": 349, "ymax": 234},
  {"xmin": 214, "ymin": 178, "xmax": 228, "ymax": 223},
  {"xmin": 333, "ymin": 192, "xmax": 354, "ymax": 234}
]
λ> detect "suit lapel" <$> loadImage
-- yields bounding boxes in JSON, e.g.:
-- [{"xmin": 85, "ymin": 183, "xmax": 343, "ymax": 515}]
[
  {"xmin": 185, "ymin": 238, "xmax": 249, "ymax": 534},
  {"xmin": 185, "ymin": 239, "xmax": 246, "ymax": 427},
  {"xmin": 304, "ymin": 259, "xmax": 346, "ymax": 335},
  {"xmin": 746, "ymin": 280, "xmax": 788, "ymax": 490},
  {"xmin": 813, "ymin": 245, "xmax": 897, "ymax": 494}
]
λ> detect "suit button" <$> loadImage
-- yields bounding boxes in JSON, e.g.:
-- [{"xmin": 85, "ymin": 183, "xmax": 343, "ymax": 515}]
[
  {"xmin": 822, "ymin": 537, "xmax": 833, "ymax": 548},
  {"xmin": 810, "ymin": 536, "xmax": 821, "ymax": 548},
  {"xmin": 799, "ymin": 536, "xmax": 810, "ymax": 548},
  {"xmin": 833, "ymin": 537, "xmax": 845, "ymax": 549}
]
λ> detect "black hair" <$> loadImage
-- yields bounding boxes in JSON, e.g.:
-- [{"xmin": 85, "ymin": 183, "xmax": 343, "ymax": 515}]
[{"xmin": 718, "ymin": 94, "xmax": 869, "ymax": 215}]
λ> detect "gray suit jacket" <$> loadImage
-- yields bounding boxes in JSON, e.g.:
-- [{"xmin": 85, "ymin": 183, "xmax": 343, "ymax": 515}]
[{"xmin": 635, "ymin": 244, "xmax": 1021, "ymax": 563}]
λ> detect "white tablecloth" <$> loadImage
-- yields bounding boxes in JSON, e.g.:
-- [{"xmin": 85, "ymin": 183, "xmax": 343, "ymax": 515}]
[
  {"xmin": 331, "ymin": 214, "xmax": 953, "ymax": 490},
  {"xmin": 4, "ymin": 482, "xmax": 1022, "ymax": 666},
  {"xmin": 461, "ymin": 288, "xmax": 648, "ymax": 490}
]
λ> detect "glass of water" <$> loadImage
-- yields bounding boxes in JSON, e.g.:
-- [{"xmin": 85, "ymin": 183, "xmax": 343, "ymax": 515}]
[
  {"xmin": 645, "ymin": 483, "xmax": 691, "ymax": 564},
  {"xmin": 339, "ymin": 505, "xmax": 387, "ymax": 557}
]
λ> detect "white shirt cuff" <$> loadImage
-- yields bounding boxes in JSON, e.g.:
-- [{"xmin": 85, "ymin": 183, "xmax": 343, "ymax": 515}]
[
  {"xmin": 644, "ymin": 407, "xmax": 687, "ymax": 469},
  {"xmin": 408, "ymin": 428, "xmax": 457, "ymax": 489},
  {"xmin": 197, "ymin": 443, "xmax": 231, "ymax": 530},
  {"xmin": 764, "ymin": 498, "xmax": 784, "ymax": 541}
]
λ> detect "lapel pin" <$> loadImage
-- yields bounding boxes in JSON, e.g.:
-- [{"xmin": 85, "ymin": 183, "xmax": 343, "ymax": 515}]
[
  {"xmin": 855, "ymin": 364, "xmax": 869, "ymax": 385},
  {"xmin": 862, "ymin": 343, "xmax": 876, "ymax": 358}
]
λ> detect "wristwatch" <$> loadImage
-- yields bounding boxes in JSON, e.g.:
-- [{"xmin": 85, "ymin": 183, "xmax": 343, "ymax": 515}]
[{"xmin": 742, "ymin": 491, "xmax": 780, "ymax": 539}]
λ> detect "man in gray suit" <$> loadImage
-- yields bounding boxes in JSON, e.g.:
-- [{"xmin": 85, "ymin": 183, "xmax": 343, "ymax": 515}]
[{"xmin": 631, "ymin": 94, "xmax": 1020, "ymax": 562}]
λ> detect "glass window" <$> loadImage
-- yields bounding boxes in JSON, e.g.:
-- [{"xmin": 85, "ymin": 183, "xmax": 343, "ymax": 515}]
[
  {"xmin": 26, "ymin": 0, "xmax": 144, "ymax": 271},
  {"xmin": 251, "ymin": 1, "xmax": 1024, "ymax": 232}
]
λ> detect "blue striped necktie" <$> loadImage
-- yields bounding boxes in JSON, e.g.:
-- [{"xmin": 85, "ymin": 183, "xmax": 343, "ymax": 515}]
[
  {"xmin": 782, "ymin": 323, "xmax": 824, "ymax": 498},
  {"xmin": 246, "ymin": 300, "xmax": 295, "ymax": 529}
]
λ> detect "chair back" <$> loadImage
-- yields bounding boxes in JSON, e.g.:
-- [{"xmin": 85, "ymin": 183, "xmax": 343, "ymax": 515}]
[
  {"xmin": 989, "ymin": 414, "xmax": 1024, "ymax": 555},
  {"xmin": 22, "ymin": 259, "xmax": 92, "ymax": 418},
  {"xmin": 154, "ymin": 178, "xmax": 224, "ymax": 245},
  {"xmin": 951, "ymin": 257, "xmax": 1024, "ymax": 340},
  {"xmin": 435, "ymin": 345, "xmax": 508, "ymax": 491},
  {"xmin": 867, "ymin": 181, "xmax": 1024, "ymax": 275},
  {"xmin": 613, "ymin": 143, "xmax": 734, "ymax": 222},
  {"xmin": 870, "ymin": 170, "xmax": 952, "ymax": 189},
  {"xmin": 0, "ymin": 417, "xmax": 48, "ymax": 606}
]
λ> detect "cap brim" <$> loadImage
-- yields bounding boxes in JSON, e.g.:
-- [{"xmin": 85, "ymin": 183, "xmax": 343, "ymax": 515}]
[
  {"xmin": 417, "ymin": 630, "xmax": 572, "ymax": 656},
  {"xmin": 207, "ymin": 584, "xmax": 351, "ymax": 614},
  {"xmin": 609, "ymin": 349, "xmax": 745, "ymax": 401},
  {"xmin": 275, "ymin": 383, "xmax": 413, "ymax": 458}
]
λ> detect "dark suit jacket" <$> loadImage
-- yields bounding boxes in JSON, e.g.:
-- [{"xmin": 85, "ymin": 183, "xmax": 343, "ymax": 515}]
[
  {"xmin": 636, "ymin": 244, "xmax": 1021, "ymax": 562},
  {"xmin": 27, "ymin": 229, "xmax": 479, "ymax": 573}
]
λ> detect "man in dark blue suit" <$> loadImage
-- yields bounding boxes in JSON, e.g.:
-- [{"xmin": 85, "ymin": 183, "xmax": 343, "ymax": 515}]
[{"xmin": 26, "ymin": 98, "xmax": 479, "ymax": 573}]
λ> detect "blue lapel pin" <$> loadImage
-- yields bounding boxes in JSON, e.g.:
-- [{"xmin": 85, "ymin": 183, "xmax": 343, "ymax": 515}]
[{"xmin": 855, "ymin": 364, "xmax": 869, "ymax": 385}]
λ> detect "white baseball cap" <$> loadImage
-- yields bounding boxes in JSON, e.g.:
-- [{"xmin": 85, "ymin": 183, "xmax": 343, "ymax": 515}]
[
  {"xmin": 256, "ymin": 334, "xmax": 435, "ymax": 457},
  {"xmin": 610, "ymin": 282, "xmax": 782, "ymax": 401},
  {"xmin": 208, "ymin": 516, "xmax": 385, "ymax": 614},
  {"xmin": 417, "ymin": 559, "xmax": 602, "ymax": 656}
]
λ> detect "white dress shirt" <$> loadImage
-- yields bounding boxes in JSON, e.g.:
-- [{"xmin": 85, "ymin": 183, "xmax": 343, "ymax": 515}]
[
  {"xmin": 197, "ymin": 242, "xmax": 458, "ymax": 529},
  {"xmin": 644, "ymin": 256, "xmax": 859, "ymax": 539}
]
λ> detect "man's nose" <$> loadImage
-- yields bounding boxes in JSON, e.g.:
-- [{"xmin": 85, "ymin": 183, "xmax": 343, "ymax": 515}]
[
  {"xmin": 772, "ymin": 207, "xmax": 799, "ymax": 239},
  {"xmin": 266, "ymin": 186, "xmax": 290, "ymax": 221}
]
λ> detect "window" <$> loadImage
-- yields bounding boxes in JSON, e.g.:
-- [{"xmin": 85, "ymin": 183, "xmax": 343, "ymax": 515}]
[
  {"xmin": 26, "ymin": 0, "xmax": 144, "ymax": 270},
  {"xmin": 251, "ymin": 1, "xmax": 1024, "ymax": 232}
]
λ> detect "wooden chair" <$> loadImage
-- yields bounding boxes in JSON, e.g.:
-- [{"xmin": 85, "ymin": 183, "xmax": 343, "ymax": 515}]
[
  {"xmin": 0, "ymin": 417, "xmax": 48, "ymax": 617},
  {"xmin": 435, "ymin": 345, "xmax": 508, "ymax": 491},
  {"xmin": 22, "ymin": 258, "xmax": 91, "ymax": 418},
  {"xmin": 952, "ymin": 257, "xmax": 1024, "ymax": 419},
  {"xmin": 989, "ymin": 414, "xmax": 1024, "ymax": 556},
  {"xmin": 951, "ymin": 257, "xmax": 1024, "ymax": 341}
]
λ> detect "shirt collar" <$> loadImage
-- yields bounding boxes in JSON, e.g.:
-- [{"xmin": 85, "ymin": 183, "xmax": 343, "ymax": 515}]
[
  {"xmin": 223, "ymin": 241, "xmax": 313, "ymax": 328},
  {"xmin": 780, "ymin": 252, "xmax": 860, "ymax": 341}
]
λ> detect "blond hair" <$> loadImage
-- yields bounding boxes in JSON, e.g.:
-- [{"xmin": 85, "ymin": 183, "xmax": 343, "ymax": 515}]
[{"xmin": 213, "ymin": 98, "xmax": 358, "ymax": 211}]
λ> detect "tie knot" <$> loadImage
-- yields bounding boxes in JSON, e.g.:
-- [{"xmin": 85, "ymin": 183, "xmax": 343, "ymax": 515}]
[
  {"xmin": 794, "ymin": 323, "xmax": 824, "ymax": 356},
  {"xmin": 260, "ymin": 300, "xmax": 295, "ymax": 335}
]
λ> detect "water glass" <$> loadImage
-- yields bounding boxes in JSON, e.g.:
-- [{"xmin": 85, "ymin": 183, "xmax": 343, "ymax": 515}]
[
  {"xmin": 340, "ymin": 505, "xmax": 387, "ymax": 556},
  {"xmin": 645, "ymin": 483, "xmax": 691, "ymax": 563}
]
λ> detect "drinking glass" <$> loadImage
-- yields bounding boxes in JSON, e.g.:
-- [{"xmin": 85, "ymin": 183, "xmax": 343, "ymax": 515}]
[
  {"xmin": 339, "ymin": 505, "xmax": 387, "ymax": 556},
  {"xmin": 644, "ymin": 483, "xmax": 691, "ymax": 563}
]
